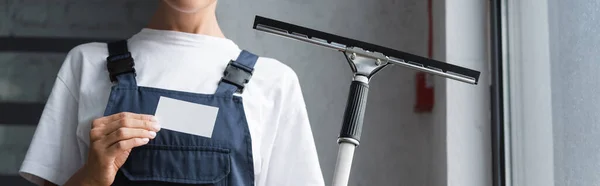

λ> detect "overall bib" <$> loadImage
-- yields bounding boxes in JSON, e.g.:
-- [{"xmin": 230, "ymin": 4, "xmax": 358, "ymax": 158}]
[{"xmin": 104, "ymin": 40, "xmax": 256, "ymax": 186}]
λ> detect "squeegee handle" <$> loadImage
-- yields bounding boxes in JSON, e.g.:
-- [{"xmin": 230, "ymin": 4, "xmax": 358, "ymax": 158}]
[
  {"xmin": 339, "ymin": 79, "xmax": 369, "ymax": 141},
  {"xmin": 333, "ymin": 77, "xmax": 370, "ymax": 186}
]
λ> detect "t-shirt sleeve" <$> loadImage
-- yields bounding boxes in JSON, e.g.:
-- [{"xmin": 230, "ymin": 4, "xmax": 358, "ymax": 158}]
[
  {"xmin": 263, "ymin": 69, "xmax": 325, "ymax": 186},
  {"xmin": 19, "ymin": 49, "xmax": 83, "ymax": 186}
]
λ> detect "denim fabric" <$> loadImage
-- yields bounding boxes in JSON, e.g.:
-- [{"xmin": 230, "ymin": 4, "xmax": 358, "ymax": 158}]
[{"xmin": 108, "ymin": 51, "xmax": 257, "ymax": 186}]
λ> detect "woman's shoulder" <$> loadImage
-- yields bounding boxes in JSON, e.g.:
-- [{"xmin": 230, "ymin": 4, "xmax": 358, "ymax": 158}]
[
  {"xmin": 56, "ymin": 42, "xmax": 112, "ymax": 92},
  {"xmin": 60, "ymin": 42, "xmax": 109, "ymax": 72},
  {"xmin": 254, "ymin": 56, "xmax": 299, "ymax": 83},
  {"xmin": 256, "ymin": 57, "xmax": 296, "ymax": 76},
  {"xmin": 247, "ymin": 56, "xmax": 303, "ymax": 96},
  {"xmin": 66, "ymin": 42, "xmax": 108, "ymax": 59},
  {"xmin": 60, "ymin": 42, "xmax": 112, "ymax": 73}
]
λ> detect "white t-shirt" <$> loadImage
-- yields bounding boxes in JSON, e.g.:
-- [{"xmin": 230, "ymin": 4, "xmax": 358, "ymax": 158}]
[{"xmin": 19, "ymin": 28, "xmax": 325, "ymax": 186}]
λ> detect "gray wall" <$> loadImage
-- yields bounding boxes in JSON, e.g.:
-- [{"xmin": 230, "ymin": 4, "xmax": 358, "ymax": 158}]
[
  {"xmin": 0, "ymin": 0, "xmax": 441, "ymax": 185},
  {"xmin": 431, "ymin": 0, "xmax": 447, "ymax": 185},
  {"xmin": 549, "ymin": 0, "xmax": 600, "ymax": 186}
]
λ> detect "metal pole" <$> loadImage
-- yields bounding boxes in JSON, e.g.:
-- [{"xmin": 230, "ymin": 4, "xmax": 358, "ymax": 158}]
[{"xmin": 332, "ymin": 142, "xmax": 357, "ymax": 186}]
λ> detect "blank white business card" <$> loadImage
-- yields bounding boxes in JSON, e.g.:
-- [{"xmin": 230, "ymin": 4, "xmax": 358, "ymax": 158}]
[{"xmin": 154, "ymin": 96, "xmax": 219, "ymax": 138}]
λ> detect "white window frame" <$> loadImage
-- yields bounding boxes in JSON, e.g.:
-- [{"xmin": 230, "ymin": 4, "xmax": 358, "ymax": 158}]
[{"xmin": 504, "ymin": 0, "xmax": 554, "ymax": 186}]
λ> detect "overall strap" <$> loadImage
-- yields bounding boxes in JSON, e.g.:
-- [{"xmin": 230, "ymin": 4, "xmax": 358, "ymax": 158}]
[
  {"xmin": 215, "ymin": 50, "xmax": 259, "ymax": 96},
  {"xmin": 106, "ymin": 40, "xmax": 137, "ymax": 86}
]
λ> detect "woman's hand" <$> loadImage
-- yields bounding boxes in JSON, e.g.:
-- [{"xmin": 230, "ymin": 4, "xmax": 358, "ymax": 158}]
[{"xmin": 64, "ymin": 112, "xmax": 161, "ymax": 186}]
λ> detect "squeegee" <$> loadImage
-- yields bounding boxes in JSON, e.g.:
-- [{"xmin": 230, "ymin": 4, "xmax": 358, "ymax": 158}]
[{"xmin": 253, "ymin": 16, "xmax": 480, "ymax": 186}]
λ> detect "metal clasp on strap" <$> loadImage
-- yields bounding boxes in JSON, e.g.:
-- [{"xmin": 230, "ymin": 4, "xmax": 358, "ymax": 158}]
[{"xmin": 221, "ymin": 60, "xmax": 254, "ymax": 93}]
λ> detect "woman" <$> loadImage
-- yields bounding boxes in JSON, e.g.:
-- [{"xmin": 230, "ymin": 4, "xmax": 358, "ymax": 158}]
[{"xmin": 19, "ymin": 0, "xmax": 325, "ymax": 185}]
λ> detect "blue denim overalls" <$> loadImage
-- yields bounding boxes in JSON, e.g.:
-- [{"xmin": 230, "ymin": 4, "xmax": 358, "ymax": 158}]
[{"xmin": 104, "ymin": 40, "xmax": 255, "ymax": 186}]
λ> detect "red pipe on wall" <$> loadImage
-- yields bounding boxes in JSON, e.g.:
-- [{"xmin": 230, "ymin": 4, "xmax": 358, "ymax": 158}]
[{"xmin": 414, "ymin": 0, "xmax": 435, "ymax": 113}]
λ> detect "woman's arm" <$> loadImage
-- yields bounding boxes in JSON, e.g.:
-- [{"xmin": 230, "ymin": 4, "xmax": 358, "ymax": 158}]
[
  {"xmin": 66, "ymin": 112, "xmax": 160, "ymax": 186},
  {"xmin": 44, "ymin": 166, "xmax": 98, "ymax": 186},
  {"xmin": 39, "ymin": 112, "xmax": 160, "ymax": 186},
  {"xmin": 263, "ymin": 68, "xmax": 325, "ymax": 186},
  {"xmin": 43, "ymin": 181, "xmax": 57, "ymax": 186}
]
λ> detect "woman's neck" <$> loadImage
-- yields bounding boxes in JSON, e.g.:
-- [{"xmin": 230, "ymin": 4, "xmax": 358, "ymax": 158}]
[{"xmin": 147, "ymin": 1, "xmax": 225, "ymax": 38}]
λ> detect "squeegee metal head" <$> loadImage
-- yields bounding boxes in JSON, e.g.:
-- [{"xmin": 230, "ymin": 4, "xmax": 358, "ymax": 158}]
[{"xmin": 252, "ymin": 16, "xmax": 481, "ymax": 85}]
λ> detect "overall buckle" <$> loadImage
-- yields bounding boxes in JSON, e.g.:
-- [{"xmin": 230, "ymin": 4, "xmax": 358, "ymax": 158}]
[
  {"xmin": 221, "ymin": 60, "xmax": 254, "ymax": 93},
  {"xmin": 106, "ymin": 52, "xmax": 136, "ymax": 82}
]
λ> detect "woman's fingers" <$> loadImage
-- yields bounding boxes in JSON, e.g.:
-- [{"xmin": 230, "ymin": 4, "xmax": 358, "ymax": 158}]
[
  {"xmin": 103, "ymin": 128, "xmax": 157, "ymax": 147},
  {"xmin": 106, "ymin": 117, "xmax": 160, "ymax": 134},
  {"xmin": 107, "ymin": 138, "xmax": 150, "ymax": 156},
  {"xmin": 112, "ymin": 112, "xmax": 155, "ymax": 123},
  {"xmin": 89, "ymin": 112, "xmax": 160, "ymax": 142},
  {"xmin": 94, "ymin": 112, "xmax": 156, "ymax": 128},
  {"xmin": 102, "ymin": 112, "xmax": 160, "ymax": 132}
]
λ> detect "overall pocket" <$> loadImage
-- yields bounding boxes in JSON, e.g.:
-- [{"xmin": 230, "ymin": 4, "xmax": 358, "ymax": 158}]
[{"xmin": 119, "ymin": 144, "xmax": 231, "ymax": 185}]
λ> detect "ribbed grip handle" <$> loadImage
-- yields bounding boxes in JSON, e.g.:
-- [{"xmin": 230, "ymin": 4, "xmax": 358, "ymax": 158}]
[{"xmin": 339, "ymin": 80, "xmax": 369, "ymax": 142}]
